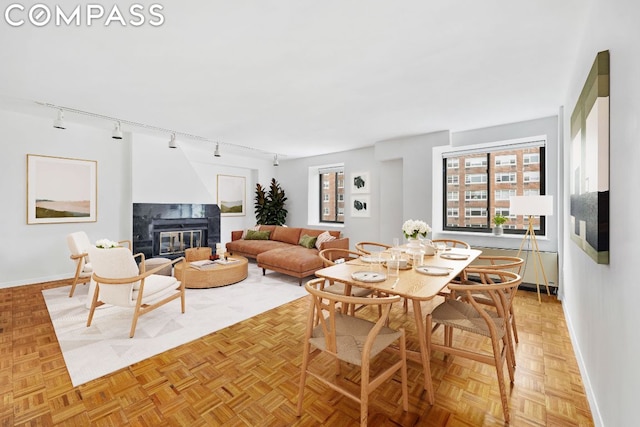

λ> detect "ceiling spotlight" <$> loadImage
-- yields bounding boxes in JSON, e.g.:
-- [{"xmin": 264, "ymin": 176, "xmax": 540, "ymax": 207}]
[
  {"xmin": 53, "ymin": 109, "xmax": 65, "ymax": 129},
  {"xmin": 112, "ymin": 121, "xmax": 123, "ymax": 140},
  {"xmin": 273, "ymin": 154, "xmax": 279, "ymax": 166},
  {"xmin": 168, "ymin": 133, "xmax": 177, "ymax": 149},
  {"xmin": 214, "ymin": 142, "xmax": 221, "ymax": 157}
]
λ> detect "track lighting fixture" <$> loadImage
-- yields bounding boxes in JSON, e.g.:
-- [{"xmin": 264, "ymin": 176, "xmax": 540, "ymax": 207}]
[
  {"xmin": 273, "ymin": 154, "xmax": 279, "ymax": 166},
  {"xmin": 112, "ymin": 121, "xmax": 123, "ymax": 140},
  {"xmin": 53, "ymin": 109, "xmax": 65, "ymax": 129},
  {"xmin": 214, "ymin": 142, "xmax": 221, "ymax": 157},
  {"xmin": 168, "ymin": 133, "xmax": 177, "ymax": 149}
]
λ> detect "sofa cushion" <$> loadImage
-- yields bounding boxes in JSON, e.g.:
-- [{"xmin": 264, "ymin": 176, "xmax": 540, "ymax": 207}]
[
  {"xmin": 270, "ymin": 226, "xmax": 302, "ymax": 245},
  {"xmin": 298, "ymin": 234, "xmax": 317, "ymax": 249},
  {"xmin": 315, "ymin": 230, "xmax": 336, "ymax": 250},
  {"xmin": 300, "ymin": 228, "xmax": 341, "ymax": 239},
  {"xmin": 257, "ymin": 246, "xmax": 323, "ymax": 273},
  {"xmin": 245, "ymin": 230, "xmax": 271, "ymax": 240}
]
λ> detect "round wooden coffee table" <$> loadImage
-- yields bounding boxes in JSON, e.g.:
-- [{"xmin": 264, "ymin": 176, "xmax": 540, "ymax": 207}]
[{"xmin": 174, "ymin": 256, "xmax": 248, "ymax": 289}]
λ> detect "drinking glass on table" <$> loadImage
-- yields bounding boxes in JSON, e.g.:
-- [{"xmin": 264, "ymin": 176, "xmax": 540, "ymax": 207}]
[{"xmin": 434, "ymin": 241, "xmax": 447, "ymax": 255}]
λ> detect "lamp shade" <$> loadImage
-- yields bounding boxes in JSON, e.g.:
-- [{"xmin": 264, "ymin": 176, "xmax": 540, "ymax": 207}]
[{"xmin": 509, "ymin": 195, "xmax": 553, "ymax": 216}]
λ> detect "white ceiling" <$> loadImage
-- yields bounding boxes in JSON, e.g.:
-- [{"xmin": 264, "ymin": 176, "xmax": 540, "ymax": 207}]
[{"xmin": 0, "ymin": 1, "xmax": 591, "ymax": 159}]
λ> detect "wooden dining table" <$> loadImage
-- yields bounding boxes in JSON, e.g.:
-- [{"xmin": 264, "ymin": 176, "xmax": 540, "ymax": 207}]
[{"xmin": 314, "ymin": 247, "xmax": 481, "ymax": 404}]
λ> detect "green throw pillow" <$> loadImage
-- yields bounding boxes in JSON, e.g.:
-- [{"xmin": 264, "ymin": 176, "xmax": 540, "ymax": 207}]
[
  {"xmin": 245, "ymin": 230, "xmax": 271, "ymax": 240},
  {"xmin": 299, "ymin": 234, "xmax": 318, "ymax": 249}
]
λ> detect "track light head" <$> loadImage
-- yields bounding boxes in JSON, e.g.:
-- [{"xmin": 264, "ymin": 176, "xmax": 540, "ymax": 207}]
[
  {"xmin": 53, "ymin": 109, "xmax": 65, "ymax": 129},
  {"xmin": 273, "ymin": 154, "xmax": 279, "ymax": 166},
  {"xmin": 214, "ymin": 142, "xmax": 221, "ymax": 157},
  {"xmin": 112, "ymin": 121, "xmax": 123, "ymax": 140},
  {"xmin": 168, "ymin": 133, "xmax": 177, "ymax": 149}
]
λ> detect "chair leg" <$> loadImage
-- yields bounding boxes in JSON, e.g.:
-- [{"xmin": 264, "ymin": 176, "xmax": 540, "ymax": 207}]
[
  {"xmin": 297, "ymin": 342, "xmax": 311, "ymax": 416},
  {"xmin": 491, "ymin": 335, "xmax": 510, "ymax": 423},
  {"xmin": 510, "ymin": 306, "xmax": 519, "ymax": 343},
  {"xmin": 68, "ymin": 261, "xmax": 84, "ymax": 297},
  {"xmin": 86, "ymin": 285, "xmax": 101, "ymax": 327}
]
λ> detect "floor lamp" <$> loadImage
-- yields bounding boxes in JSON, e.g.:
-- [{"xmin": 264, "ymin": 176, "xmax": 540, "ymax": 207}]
[{"xmin": 509, "ymin": 195, "xmax": 553, "ymax": 303}]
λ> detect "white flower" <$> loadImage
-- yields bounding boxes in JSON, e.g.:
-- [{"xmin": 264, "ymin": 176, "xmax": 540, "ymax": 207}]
[
  {"xmin": 402, "ymin": 219, "xmax": 431, "ymax": 239},
  {"xmin": 95, "ymin": 238, "xmax": 119, "ymax": 249}
]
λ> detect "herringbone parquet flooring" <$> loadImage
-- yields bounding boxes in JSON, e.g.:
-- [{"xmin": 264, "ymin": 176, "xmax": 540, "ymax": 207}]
[{"xmin": 1, "ymin": 278, "xmax": 593, "ymax": 426}]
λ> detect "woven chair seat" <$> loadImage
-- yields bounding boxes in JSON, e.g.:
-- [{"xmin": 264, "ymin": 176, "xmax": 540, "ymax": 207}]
[
  {"xmin": 431, "ymin": 298, "xmax": 505, "ymax": 339},
  {"xmin": 309, "ymin": 312, "xmax": 402, "ymax": 366}
]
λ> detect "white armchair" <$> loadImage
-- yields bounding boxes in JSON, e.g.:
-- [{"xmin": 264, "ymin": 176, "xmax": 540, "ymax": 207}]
[
  {"xmin": 66, "ymin": 231, "xmax": 93, "ymax": 297},
  {"xmin": 86, "ymin": 245, "xmax": 186, "ymax": 338}
]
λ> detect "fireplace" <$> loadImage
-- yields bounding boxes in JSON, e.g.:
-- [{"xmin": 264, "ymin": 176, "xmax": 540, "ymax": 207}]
[{"xmin": 133, "ymin": 203, "xmax": 220, "ymax": 260}]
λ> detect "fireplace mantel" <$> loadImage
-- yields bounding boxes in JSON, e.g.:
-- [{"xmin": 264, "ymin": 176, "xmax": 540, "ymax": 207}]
[{"xmin": 133, "ymin": 203, "xmax": 221, "ymax": 260}]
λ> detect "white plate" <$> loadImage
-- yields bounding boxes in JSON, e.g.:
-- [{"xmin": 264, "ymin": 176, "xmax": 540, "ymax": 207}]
[
  {"xmin": 415, "ymin": 266, "xmax": 450, "ymax": 276},
  {"xmin": 440, "ymin": 253, "xmax": 469, "ymax": 260},
  {"xmin": 351, "ymin": 271, "xmax": 387, "ymax": 282}
]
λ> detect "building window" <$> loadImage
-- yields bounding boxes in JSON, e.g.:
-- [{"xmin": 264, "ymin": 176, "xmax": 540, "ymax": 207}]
[
  {"xmin": 442, "ymin": 140, "xmax": 546, "ymax": 235},
  {"xmin": 319, "ymin": 166, "xmax": 345, "ymax": 223},
  {"xmin": 447, "ymin": 158, "xmax": 459, "ymax": 169}
]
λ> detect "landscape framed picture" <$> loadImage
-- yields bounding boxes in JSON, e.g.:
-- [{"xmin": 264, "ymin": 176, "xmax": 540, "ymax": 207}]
[
  {"xmin": 217, "ymin": 174, "xmax": 246, "ymax": 216},
  {"xmin": 26, "ymin": 154, "xmax": 97, "ymax": 224}
]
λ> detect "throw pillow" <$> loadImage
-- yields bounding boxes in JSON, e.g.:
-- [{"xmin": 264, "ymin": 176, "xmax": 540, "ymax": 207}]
[
  {"xmin": 245, "ymin": 230, "xmax": 271, "ymax": 240},
  {"xmin": 299, "ymin": 234, "xmax": 318, "ymax": 249},
  {"xmin": 315, "ymin": 230, "xmax": 336, "ymax": 250},
  {"xmin": 241, "ymin": 225, "xmax": 261, "ymax": 239}
]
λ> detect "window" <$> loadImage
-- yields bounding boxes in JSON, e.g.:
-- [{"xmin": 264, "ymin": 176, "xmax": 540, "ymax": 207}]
[
  {"xmin": 447, "ymin": 158, "xmax": 459, "ymax": 169},
  {"xmin": 495, "ymin": 154, "xmax": 516, "ymax": 166},
  {"xmin": 465, "ymin": 158, "xmax": 487, "ymax": 168},
  {"xmin": 442, "ymin": 141, "xmax": 546, "ymax": 235},
  {"xmin": 495, "ymin": 189, "xmax": 516, "ymax": 201},
  {"xmin": 319, "ymin": 166, "xmax": 345, "ymax": 223},
  {"xmin": 465, "ymin": 174, "xmax": 487, "ymax": 184},
  {"xmin": 465, "ymin": 190, "xmax": 487, "ymax": 201}
]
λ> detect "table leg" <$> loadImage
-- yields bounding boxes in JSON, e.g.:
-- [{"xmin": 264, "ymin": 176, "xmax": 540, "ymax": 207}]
[{"xmin": 412, "ymin": 299, "xmax": 435, "ymax": 404}]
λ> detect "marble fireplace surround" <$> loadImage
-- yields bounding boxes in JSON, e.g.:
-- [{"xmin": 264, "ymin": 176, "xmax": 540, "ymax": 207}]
[{"xmin": 133, "ymin": 203, "xmax": 221, "ymax": 260}]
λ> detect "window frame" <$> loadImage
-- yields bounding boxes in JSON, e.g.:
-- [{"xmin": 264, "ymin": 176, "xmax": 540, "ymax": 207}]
[
  {"xmin": 441, "ymin": 142, "xmax": 547, "ymax": 236},
  {"xmin": 318, "ymin": 166, "xmax": 345, "ymax": 224}
]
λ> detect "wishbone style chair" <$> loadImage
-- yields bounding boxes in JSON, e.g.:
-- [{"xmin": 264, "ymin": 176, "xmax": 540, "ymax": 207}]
[
  {"xmin": 426, "ymin": 269, "xmax": 522, "ymax": 423},
  {"xmin": 355, "ymin": 241, "xmax": 392, "ymax": 255},
  {"xmin": 431, "ymin": 238, "xmax": 471, "ymax": 249},
  {"xmin": 318, "ymin": 248, "xmax": 375, "ymax": 316},
  {"xmin": 297, "ymin": 278, "xmax": 408, "ymax": 427},
  {"xmin": 465, "ymin": 255, "xmax": 524, "ymax": 345}
]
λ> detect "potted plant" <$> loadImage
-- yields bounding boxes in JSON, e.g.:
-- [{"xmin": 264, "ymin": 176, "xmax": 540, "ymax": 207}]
[
  {"xmin": 254, "ymin": 178, "xmax": 288, "ymax": 225},
  {"xmin": 492, "ymin": 214, "xmax": 508, "ymax": 236}
]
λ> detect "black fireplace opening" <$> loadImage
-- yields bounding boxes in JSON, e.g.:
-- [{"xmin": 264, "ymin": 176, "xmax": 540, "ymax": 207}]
[{"xmin": 133, "ymin": 203, "xmax": 221, "ymax": 260}]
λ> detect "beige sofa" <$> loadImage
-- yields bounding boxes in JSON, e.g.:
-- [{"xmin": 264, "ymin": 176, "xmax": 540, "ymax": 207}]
[{"xmin": 226, "ymin": 225, "xmax": 348, "ymax": 284}]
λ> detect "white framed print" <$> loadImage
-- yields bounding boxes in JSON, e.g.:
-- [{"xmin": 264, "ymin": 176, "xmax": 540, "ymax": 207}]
[
  {"xmin": 351, "ymin": 195, "xmax": 370, "ymax": 217},
  {"xmin": 350, "ymin": 171, "xmax": 370, "ymax": 194}
]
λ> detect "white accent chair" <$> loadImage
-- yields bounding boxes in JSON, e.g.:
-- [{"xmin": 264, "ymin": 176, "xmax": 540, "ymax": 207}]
[
  {"xmin": 66, "ymin": 231, "xmax": 93, "ymax": 297},
  {"xmin": 86, "ymin": 245, "xmax": 186, "ymax": 338}
]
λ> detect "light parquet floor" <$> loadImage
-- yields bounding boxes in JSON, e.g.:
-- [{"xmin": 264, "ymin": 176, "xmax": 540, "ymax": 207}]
[{"xmin": 1, "ymin": 278, "xmax": 593, "ymax": 426}]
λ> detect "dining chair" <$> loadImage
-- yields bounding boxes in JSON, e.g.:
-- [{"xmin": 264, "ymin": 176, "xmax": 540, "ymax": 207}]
[
  {"xmin": 86, "ymin": 245, "xmax": 186, "ymax": 338},
  {"xmin": 185, "ymin": 246, "xmax": 212, "ymax": 262},
  {"xmin": 66, "ymin": 232, "xmax": 132, "ymax": 298},
  {"xmin": 426, "ymin": 269, "xmax": 522, "ymax": 422},
  {"xmin": 318, "ymin": 248, "xmax": 375, "ymax": 316},
  {"xmin": 297, "ymin": 278, "xmax": 408, "ymax": 427},
  {"xmin": 355, "ymin": 241, "xmax": 392, "ymax": 255},
  {"xmin": 466, "ymin": 255, "xmax": 524, "ymax": 345},
  {"xmin": 430, "ymin": 238, "xmax": 471, "ymax": 249}
]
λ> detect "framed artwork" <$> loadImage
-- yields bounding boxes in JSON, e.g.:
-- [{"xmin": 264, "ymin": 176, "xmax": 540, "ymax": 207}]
[
  {"xmin": 27, "ymin": 154, "xmax": 97, "ymax": 224},
  {"xmin": 350, "ymin": 171, "xmax": 370, "ymax": 194},
  {"xmin": 217, "ymin": 174, "xmax": 246, "ymax": 216},
  {"xmin": 351, "ymin": 194, "xmax": 370, "ymax": 218},
  {"xmin": 569, "ymin": 50, "xmax": 609, "ymax": 264}
]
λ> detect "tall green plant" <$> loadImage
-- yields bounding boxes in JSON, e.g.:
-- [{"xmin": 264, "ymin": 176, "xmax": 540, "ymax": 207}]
[{"xmin": 254, "ymin": 178, "xmax": 288, "ymax": 225}]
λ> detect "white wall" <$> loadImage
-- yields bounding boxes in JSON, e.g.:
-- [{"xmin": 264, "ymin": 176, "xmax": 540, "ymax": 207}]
[
  {"xmin": 561, "ymin": 0, "xmax": 640, "ymax": 425},
  {"xmin": 0, "ymin": 109, "xmax": 276, "ymax": 288},
  {"xmin": 0, "ymin": 109, "xmax": 132, "ymax": 287}
]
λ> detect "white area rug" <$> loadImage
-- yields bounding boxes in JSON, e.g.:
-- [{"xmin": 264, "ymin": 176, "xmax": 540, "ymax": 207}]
[{"xmin": 42, "ymin": 265, "xmax": 308, "ymax": 387}]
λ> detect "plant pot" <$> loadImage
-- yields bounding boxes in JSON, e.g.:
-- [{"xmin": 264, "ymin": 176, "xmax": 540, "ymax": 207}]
[{"xmin": 493, "ymin": 225, "xmax": 503, "ymax": 236}]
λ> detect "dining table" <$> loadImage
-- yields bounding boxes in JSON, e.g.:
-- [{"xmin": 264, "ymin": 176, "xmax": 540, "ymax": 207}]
[{"xmin": 314, "ymin": 246, "xmax": 481, "ymax": 404}]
